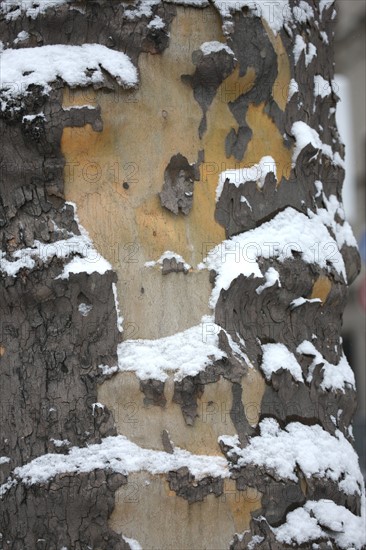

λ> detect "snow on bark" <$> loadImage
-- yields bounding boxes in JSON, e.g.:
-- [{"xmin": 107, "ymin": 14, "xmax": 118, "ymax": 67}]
[
  {"xmin": 0, "ymin": 202, "xmax": 112, "ymax": 279},
  {"xmin": 293, "ymin": 34, "xmax": 317, "ymax": 66},
  {"xmin": 1, "ymin": 435, "xmax": 229, "ymax": 494},
  {"xmin": 273, "ymin": 497, "xmax": 366, "ymax": 549},
  {"xmin": 291, "ymin": 121, "xmax": 345, "ymax": 167},
  {"xmin": 307, "ymin": 192, "xmax": 358, "ymax": 249},
  {"xmin": 296, "ymin": 340, "xmax": 355, "ymax": 391},
  {"xmin": 144, "ymin": 250, "xmax": 192, "ymax": 271},
  {"xmin": 260, "ymin": 343, "xmax": 303, "ymax": 382},
  {"xmin": 0, "ymin": 0, "xmax": 364, "ymax": 548},
  {"xmin": 114, "ymin": 316, "xmax": 225, "ymax": 382},
  {"xmin": 255, "ymin": 267, "xmax": 280, "ymax": 295},
  {"xmin": 1, "ymin": 0, "xmax": 67, "ymax": 19},
  {"xmin": 220, "ymin": 418, "xmax": 364, "ymax": 495},
  {"xmin": 216, "ymin": 156, "xmax": 277, "ymax": 201},
  {"xmin": 199, "ymin": 40, "xmax": 235, "ymax": 56},
  {"xmin": 290, "ymin": 297, "xmax": 322, "ymax": 308},
  {"xmin": 202, "ymin": 207, "xmax": 347, "ymax": 308},
  {"xmin": 211, "ymin": 0, "xmax": 291, "ymax": 34},
  {"xmin": 122, "ymin": 536, "xmax": 142, "ymax": 550},
  {"xmin": 0, "ymin": 44, "xmax": 137, "ymax": 109}
]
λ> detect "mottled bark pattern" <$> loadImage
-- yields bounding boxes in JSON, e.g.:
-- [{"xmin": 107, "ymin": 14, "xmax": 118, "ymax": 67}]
[
  {"xmin": 0, "ymin": 1, "xmax": 363, "ymax": 549},
  {"xmin": 1, "ymin": 472, "xmax": 128, "ymax": 550},
  {"xmin": 0, "ymin": 3, "xmax": 175, "ymax": 548}
]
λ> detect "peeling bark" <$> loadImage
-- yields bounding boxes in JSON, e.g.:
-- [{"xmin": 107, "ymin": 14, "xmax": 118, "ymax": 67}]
[{"xmin": 1, "ymin": 1, "xmax": 364, "ymax": 549}]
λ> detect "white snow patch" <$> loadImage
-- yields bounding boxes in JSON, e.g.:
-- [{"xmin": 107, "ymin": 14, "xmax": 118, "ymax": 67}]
[
  {"xmin": 296, "ymin": 340, "xmax": 355, "ymax": 392},
  {"xmin": 293, "ymin": 0, "xmax": 314, "ymax": 24},
  {"xmin": 98, "ymin": 364, "xmax": 118, "ymax": 376},
  {"xmin": 239, "ymin": 195, "xmax": 252, "ymax": 210},
  {"xmin": 1, "ymin": 0, "xmax": 67, "ymax": 19},
  {"xmin": 274, "ymin": 497, "xmax": 366, "ymax": 550},
  {"xmin": 116, "ymin": 316, "xmax": 225, "ymax": 382},
  {"xmin": 247, "ymin": 535, "xmax": 265, "ymax": 549},
  {"xmin": 0, "ymin": 479, "xmax": 17, "ymax": 497},
  {"xmin": 122, "ymin": 536, "xmax": 142, "ymax": 550},
  {"xmin": 222, "ymin": 418, "xmax": 364, "ymax": 496},
  {"xmin": 348, "ymin": 425, "xmax": 354, "ymax": 439},
  {"xmin": 1, "ymin": 435, "xmax": 229, "ymax": 494},
  {"xmin": 112, "ymin": 282, "xmax": 124, "ymax": 333},
  {"xmin": 56, "ymin": 255, "xmax": 112, "ymax": 279},
  {"xmin": 202, "ymin": 207, "xmax": 346, "ymax": 308},
  {"xmin": 199, "ymin": 41, "xmax": 234, "ymax": 56},
  {"xmin": 147, "ymin": 15, "xmax": 165, "ymax": 29},
  {"xmin": 330, "ymin": 415, "xmax": 337, "ymax": 427},
  {"xmin": 144, "ymin": 250, "xmax": 191, "ymax": 271},
  {"xmin": 233, "ymin": 533, "xmax": 264, "ymax": 549},
  {"xmin": 91, "ymin": 402, "xmax": 105, "ymax": 415},
  {"xmin": 290, "ymin": 297, "xmax": 322, "ymax": 308},
  {"xmin": 62, "ymin": 104, "xmax": 96, "ymax": 111},
  {"xmin": 124, "ymin": 0, "xmax": 160, "ymax": 20},
  {"xmin": 226, "ymin": 331, "xmax": 254, "ymax": 369},
  {"xmin": 50, "ymin": 439, "xmax": 70, "ymax": 448},
  {"xmin": 13, "ymin": 30, "xmax": 30, "ymax": 44},
  {"xmin": 165, "ymin": 0, "xmax": 210, "ymax": 7},
  {"xmin": 216, "ymin": 156, "xmax": 277, "ymax": 201},
  {"xmin": 211, "ymin": 0, "xmax": 291, "ymax": 35},
  {"xmin": 219, "ymin": 434, "xmax": 240, "ymax": 449},
  {"xmin": 0, "ymin": 203, "xmax": 112, "ymax": 280},
  {"xmin": 293, "ymin": 35, "xmax": 317, "ymax": 66},
  {"xmin": 261, "ymin": 343, "xmax": 303, "ymax": 382},
  {"xmin": 22, "ymin": 112, "xmax": 45, "ymax": 122},
  {"xmin": 0, "ymin": 44, "xmax": 137, "ymax": 107},
  {"xmin": 320, "ymin": 30, "xmax": 329, "ymax": 45},
  {"xmin": 292, "ymin": 121, "xmax": 345, "ymax": 168},
  {"xmin": 0, "ymin": 252, "xmax": 35, "ymax": 277},
  {"xmin": 314, "ymin": 180, "xmax": 323, "ymax": 197},
  {"xmin": 287, "ymin": 78, "xmax": 299, "ymax": 102},
  {"xmin": 314, "ymin": 75, "xmax": 332, "ymax": 98},
  {"xmin": 0, "ymin": 457, "xmax": 10, "ymax": 465},
  {"xmin": 273, "ymin": 505, "xmax": 325, "ymax": 544},
  {"xmin": 58, "ymin": 203, "xmax": 112, "ymax": 279},
  {"xmin": 308, "ymin": 193, "xmax": 357, "ymax": 249},
  {"xmin": 256, "ymin": 267, "xmax": 280, "ymax": 295},
  {"xmin": 319, "ymin": 0, "xmax": 335, "ymax": 16},
  {"xmin": 78, "ymin": 303, "xmax": 93, "ymax": 317},
  {"xmin": 144, "ymin": 261, "xmax": 157, "ymax": 268}
]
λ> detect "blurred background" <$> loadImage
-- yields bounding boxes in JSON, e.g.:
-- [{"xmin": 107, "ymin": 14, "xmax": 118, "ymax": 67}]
[{"xmin": 335, "ymin": 0, "xmax": 366, "ymax": 477}]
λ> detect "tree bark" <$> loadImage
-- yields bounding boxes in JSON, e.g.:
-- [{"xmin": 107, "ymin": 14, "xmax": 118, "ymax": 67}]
[{"xmin": 0, "ymin": 1, "xmax": 364, "ymax": 549}]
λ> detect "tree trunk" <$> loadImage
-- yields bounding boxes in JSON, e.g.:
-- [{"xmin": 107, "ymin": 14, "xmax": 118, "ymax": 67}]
[{"xmin": 0, "ymin": 1, "xmax": 364, "ymax": 549}]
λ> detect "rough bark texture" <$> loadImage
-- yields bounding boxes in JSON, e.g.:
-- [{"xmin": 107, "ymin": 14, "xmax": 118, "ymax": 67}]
[
  {"xmin": 0, "ymin": 3, "xmax": 177, "ymax": 547},
  {"xmin": 0, "ymin": 1, "xmax": 364, "ymax": 549}
]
